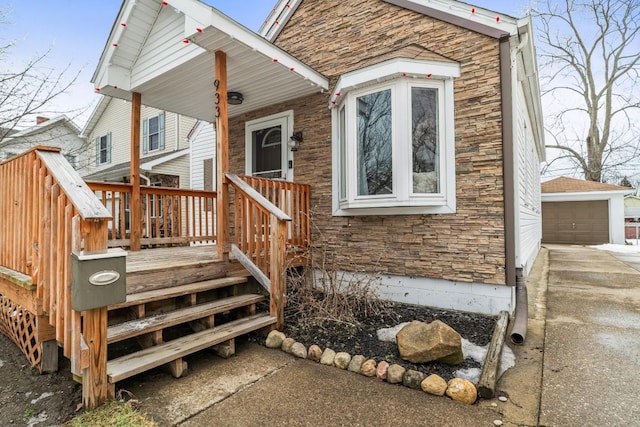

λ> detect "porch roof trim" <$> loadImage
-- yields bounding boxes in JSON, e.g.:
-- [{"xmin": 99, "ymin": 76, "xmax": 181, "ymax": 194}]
[{"xmin": 92, "ymin": 0, "xmax": 329, "ymax": 122}]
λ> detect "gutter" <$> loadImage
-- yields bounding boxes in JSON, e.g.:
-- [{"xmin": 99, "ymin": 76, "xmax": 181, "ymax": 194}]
[{"xmin": 501, "ymin": 32, "xmax": 530, "ymax": 344}]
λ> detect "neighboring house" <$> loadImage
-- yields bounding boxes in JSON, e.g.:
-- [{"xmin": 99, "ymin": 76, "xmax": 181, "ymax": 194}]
[
  {"xmin": 91, "ymin": 0, "xmax": 545, "ymax": 315},
  {"xmin": 189, "ymin": 120, "xmax": 217, "ymax": 244},
  {"xmin": 80, "ymin": 96, "xmax": 196, "ymax": 188},
  {"xmin": 624, "ymin": 188, "xmax": 640, "ymax": 240},
  {"xmin": 541, "ymin": 176, "xmax": 630, "ymax": 245},
  {"xmin": 0, "ymin": 116, "xmax": 89, "ymax": 173}
]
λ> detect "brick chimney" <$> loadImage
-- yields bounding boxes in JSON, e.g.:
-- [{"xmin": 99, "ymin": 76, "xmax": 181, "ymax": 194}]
[{"xmin": 36, "ymin": 116, "xmax": 49, "ymax": 125}]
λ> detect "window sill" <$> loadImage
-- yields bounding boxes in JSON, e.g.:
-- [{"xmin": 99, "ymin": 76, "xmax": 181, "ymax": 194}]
[{"xmin": 333, "ymin": 203, "xmax": 456, "ymax": 216}]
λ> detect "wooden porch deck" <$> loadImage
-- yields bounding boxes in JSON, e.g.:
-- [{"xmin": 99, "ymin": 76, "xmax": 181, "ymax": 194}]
[{"xmin": 0, "ymin": 147, "xmax": 310, "ymax": 409}]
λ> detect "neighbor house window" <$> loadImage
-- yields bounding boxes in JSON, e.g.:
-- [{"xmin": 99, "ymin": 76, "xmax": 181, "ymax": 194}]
[
  {"xmin": 143, "ymin": 112, "xmax": 165, "ymax": 153},
  {"xmin": 331, "ymin": 58, "xmax": 459, "ymax": 216},
  {"xmin": 96, "ymin": 133, "xmax": 111, "ymax": 165}
]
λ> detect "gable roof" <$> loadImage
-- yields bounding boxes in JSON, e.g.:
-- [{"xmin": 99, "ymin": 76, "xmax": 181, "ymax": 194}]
[
  {"xmin": 542, "ymin": 176, "xmax": 630, "ymax": 194},
  {"xmin": 83, "ymin": 149, "xmax": 189, "ymax": 181},
  {"xmin": 92, "ymin": 0, "xmax": 328, "ymax": 123},
  {"xmin": 2, "ymin": 115, "xmax": 81, "ymax": 141},
  {"xmin": 81, "ymin": 97, "xmax": 112, "ymax": 138}
]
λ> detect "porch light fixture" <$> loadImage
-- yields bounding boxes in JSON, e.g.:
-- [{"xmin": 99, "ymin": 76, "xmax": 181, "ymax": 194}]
[
  {"xmin": 227, "ymin": 91, "xmax": 244, "ymax": 105},
  {"xmin": 288, "ymin": 131, "xmax": 303, "ymax": 151}
]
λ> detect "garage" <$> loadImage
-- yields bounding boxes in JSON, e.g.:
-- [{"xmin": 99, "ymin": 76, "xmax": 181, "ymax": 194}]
[
  {"xmin": 542, "ymin": 200, "xmax": 609, "ymax": 244},
  {"xmin": 541, "ymin": 177, "xmax": 630, "ymax": 245}
]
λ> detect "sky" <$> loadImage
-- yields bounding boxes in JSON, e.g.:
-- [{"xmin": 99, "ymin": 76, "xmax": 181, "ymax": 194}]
[{"xmin": 1, "ymin": 0, "xmax": 533, "ymax": 131}]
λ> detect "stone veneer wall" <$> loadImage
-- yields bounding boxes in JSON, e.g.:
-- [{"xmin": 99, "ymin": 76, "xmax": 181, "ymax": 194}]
[{"xmin": 229, "ymin": 0, "xmax": 507, "ymax": 286}]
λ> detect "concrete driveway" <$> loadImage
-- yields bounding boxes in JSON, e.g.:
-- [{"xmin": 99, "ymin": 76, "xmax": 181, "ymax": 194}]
[{"xmin": 539, "ymin": 244, "xmax": 640, "ymax": 426}]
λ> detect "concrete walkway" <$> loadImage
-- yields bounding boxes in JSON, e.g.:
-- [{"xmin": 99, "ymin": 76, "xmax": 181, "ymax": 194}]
[
  {"xmin": 537, "ymin": 245, "xmax": 640, "ymax": 426},
  {"xmin": 118, "ymin": 244, "xmax": 640, "ymax": 426}
]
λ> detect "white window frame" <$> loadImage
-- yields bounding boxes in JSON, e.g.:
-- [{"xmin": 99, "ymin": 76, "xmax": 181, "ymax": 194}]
[
  {"xmin": 245, "ymin": 110, "xmax": 294, "ymax": 181},
  {"xmin": 96, "ymin": 133, "xmax": 111, "ymax": 165},
  {"xmin": 143, "ymin": 112, "xmax": 165, "ymax": 154},
  {"xmin": 330, "ymin": 58, "xmax": 459, "ymax": 216}
]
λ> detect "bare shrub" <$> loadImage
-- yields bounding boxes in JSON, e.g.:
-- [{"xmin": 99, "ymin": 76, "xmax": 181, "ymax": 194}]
[{"xmin": 285, "ymin": 232, "xmax": 390, "ymax": 329}]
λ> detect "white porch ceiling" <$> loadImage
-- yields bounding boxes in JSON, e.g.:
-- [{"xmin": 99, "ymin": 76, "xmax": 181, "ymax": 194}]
[{"xmin": 92, "ymin": 0, "xmax": 328, "ymax": 122}]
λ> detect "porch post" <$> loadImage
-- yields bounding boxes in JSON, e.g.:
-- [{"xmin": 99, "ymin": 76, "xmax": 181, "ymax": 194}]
[
  {"xmin": 130, "ymin": 92, "xmax": 142, "ymax": 251},
  {"xmin": 215, "ymin": 51, "xmax": 230, "ymax": 261}
]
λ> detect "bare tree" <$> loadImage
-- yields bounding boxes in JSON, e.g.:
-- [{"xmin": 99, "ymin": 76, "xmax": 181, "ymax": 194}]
[
  {"xmin": 0, "ymin": 10, "xmax": 82, "ymax": 143},
  {"xmin": 536, "ymin": 0, "xmax": 640, "ymax": 182}
]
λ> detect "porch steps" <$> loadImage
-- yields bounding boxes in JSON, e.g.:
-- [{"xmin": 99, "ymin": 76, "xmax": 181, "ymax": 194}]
[
  {"xmin": 107, "ymin": 294, "xmax": 266, "ymax": 344},
  {"xmin": 108, "ymin": 276, "xmax": 249, "ymax": 310},
  {"xmin": 107, "ymin": 313, "xmax": 276, "ymax": 383}
]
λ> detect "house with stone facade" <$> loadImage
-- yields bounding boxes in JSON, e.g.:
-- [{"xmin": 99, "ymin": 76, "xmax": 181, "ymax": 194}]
[
  {"xmin": 254, "ymin": 0, "xmax": 545, "ymax": 314},
  {"xmin": 91, "ymin": 0, "xmax": 544, "ymax": 316}
]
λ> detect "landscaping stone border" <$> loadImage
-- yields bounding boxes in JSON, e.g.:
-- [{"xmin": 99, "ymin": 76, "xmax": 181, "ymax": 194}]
[{"xmin": 265, "ymin": 330, "xmax": 478, "ymax": 405}]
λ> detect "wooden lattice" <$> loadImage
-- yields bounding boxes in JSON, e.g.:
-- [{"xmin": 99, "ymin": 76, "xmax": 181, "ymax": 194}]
[{"xmin": 0, "ymin": 294, "xmax": 41, "ymax": 368}]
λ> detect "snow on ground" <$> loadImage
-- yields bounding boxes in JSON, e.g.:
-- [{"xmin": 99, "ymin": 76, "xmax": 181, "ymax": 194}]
[
  {"xmin": 590, "ymin": 243, "xmax": 640, "ymax": 254},
  {"xmin": 455, "ymin": 339, "xmax": 515, "ymax": 384}
]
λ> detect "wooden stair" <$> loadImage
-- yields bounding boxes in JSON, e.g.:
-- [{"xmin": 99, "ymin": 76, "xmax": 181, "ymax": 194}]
[
  {"xmin": 104, "ymin": 252, "xmax": 276, "ymax": 390},
  {"xmin": 108, "ymin": 313, "xmax": 276, "ymax": 383}
]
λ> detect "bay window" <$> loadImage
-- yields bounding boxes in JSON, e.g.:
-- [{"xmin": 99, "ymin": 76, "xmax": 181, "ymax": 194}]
[{"xmin": 331, "ymin": 58, "xmax": 459, "ymax": 215}]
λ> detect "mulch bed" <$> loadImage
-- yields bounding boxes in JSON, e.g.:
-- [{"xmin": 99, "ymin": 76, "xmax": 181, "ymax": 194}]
[{"xmin": 251, "ymin": 299, "xmax": 496, "ymax": 382}]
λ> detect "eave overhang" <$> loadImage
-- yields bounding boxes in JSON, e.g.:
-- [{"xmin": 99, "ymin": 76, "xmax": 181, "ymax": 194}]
[{"xmin": 92, "ymin": 0, "xmax": 328, "ymax": 122}]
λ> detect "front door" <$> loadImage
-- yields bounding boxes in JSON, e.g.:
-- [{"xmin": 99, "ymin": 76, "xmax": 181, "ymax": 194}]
[{"xmin": 245, "ymin": 111, "xmax": 293, "ymax": 181}]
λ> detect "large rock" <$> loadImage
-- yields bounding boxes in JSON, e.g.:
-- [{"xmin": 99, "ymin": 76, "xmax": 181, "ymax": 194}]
[
  {"xmin": 396, "ymin": 320, "xmax": 464, "ymax": 364},
  {"xmin": 446, "ymin": 378, "xmax": 477, "ymax": 405}
]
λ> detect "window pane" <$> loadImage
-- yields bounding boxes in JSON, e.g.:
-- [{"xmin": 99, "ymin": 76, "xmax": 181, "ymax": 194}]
[
  {"xmin": 99, "ymin": 135, "xmax": 108, "ymax": 164},
  {"xmin": 149, "ymin": 134, "xmax": 159, "ymax": 151},
  {"xmin": 251, "ymin": 125, "xmax": 282, "ymax": 179},
  {"xmin": 148, "ymin": 116, "xmax": 159, "ymax": 134},
  {"xmin": 357, "ymin": 89, "xmax": 392, "ymax": 196},
  {"xmin": 411, "ymin": 87, "xmax": 439, "ymax": 194},
  {"xmin": 339, "ymin": 107, "xmax": 346, "ymax": 200}
]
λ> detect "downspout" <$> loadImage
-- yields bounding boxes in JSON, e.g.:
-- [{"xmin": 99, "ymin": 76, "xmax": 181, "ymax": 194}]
[{"xmin": 501, "ymin": 32, "xmax": 530, "ymax": 344}]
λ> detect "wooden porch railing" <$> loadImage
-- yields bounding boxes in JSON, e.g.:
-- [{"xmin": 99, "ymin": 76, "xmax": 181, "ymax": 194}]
[
  {"xmin": 240, "ymin": 175, "xmax": 310, "ymax": 248},
  {"xmin": 227, "ymin": 174, "xmax": 291, "ymax": 329},
  {"xmin": 0, "ymin": 146, "xmax": 112, "ymax": 409},
  {"xmin": 87, "ymin": 182, "xmax": 217, "ymax": 248}
]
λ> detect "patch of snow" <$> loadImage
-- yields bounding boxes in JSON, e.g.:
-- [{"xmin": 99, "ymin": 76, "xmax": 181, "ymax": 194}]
[
  {"xmin": 456, "ymin": 339, "xmax": 516, "ymax": 384},
  {"xmin": 590, "ymin": 243, "xmax": 640, "ymax": 254},
  {"xmin": 30, "ymin": 391, "xmax": 54, "ymax": 404},
  {"xmin": 455, "ymin": 367, "xmax": 482, "ymax": 383},
  {"xmin": 376, "ymin": 322, "xmax": 410, "ymax": 343},
  {"xmin": 0, "ymin": 359, "xmax": 4, "ymax": 368},
  {"xmin": 26, "ymin": 411, "xmax": 48, "ymax": 427}
]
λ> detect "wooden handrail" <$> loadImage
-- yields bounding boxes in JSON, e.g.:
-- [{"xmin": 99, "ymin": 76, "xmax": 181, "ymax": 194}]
[
  {"xmin": 226, "ymin": 173, "xmax": 291, "ymax": 221},
  {"xmin": 226, "ymin": 173, "xmax": 290, "ymax": 329},
  {"xmin": 240, "ymin": 175, "xmax": 311, "ymax": 248},
  {"xmin": 0, "ymin": 147, "xmax": 111, "ymax": 409},
  {"xmin": 38, "ymin": 151, "xmax": 111, "ymax": 220}
]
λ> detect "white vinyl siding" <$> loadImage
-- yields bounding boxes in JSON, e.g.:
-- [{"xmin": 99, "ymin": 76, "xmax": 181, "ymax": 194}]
[
  {"xmin": 516, "ymin": 83, "xmax": 542, "ymax": 275},
  {"xmin": 188, "ymin": 121, "xmax": 216, "ymax": 245},
  {"xmin": 130, "ymin": 6, "xmax": 203, "ymax": 89},
  {"xmin": 189, "ymin": 121, "xmax": 216, "ymax": 190},
  {"xmin": 88, "ymin": 99, "xmax": 131, "ymax": 171}
]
